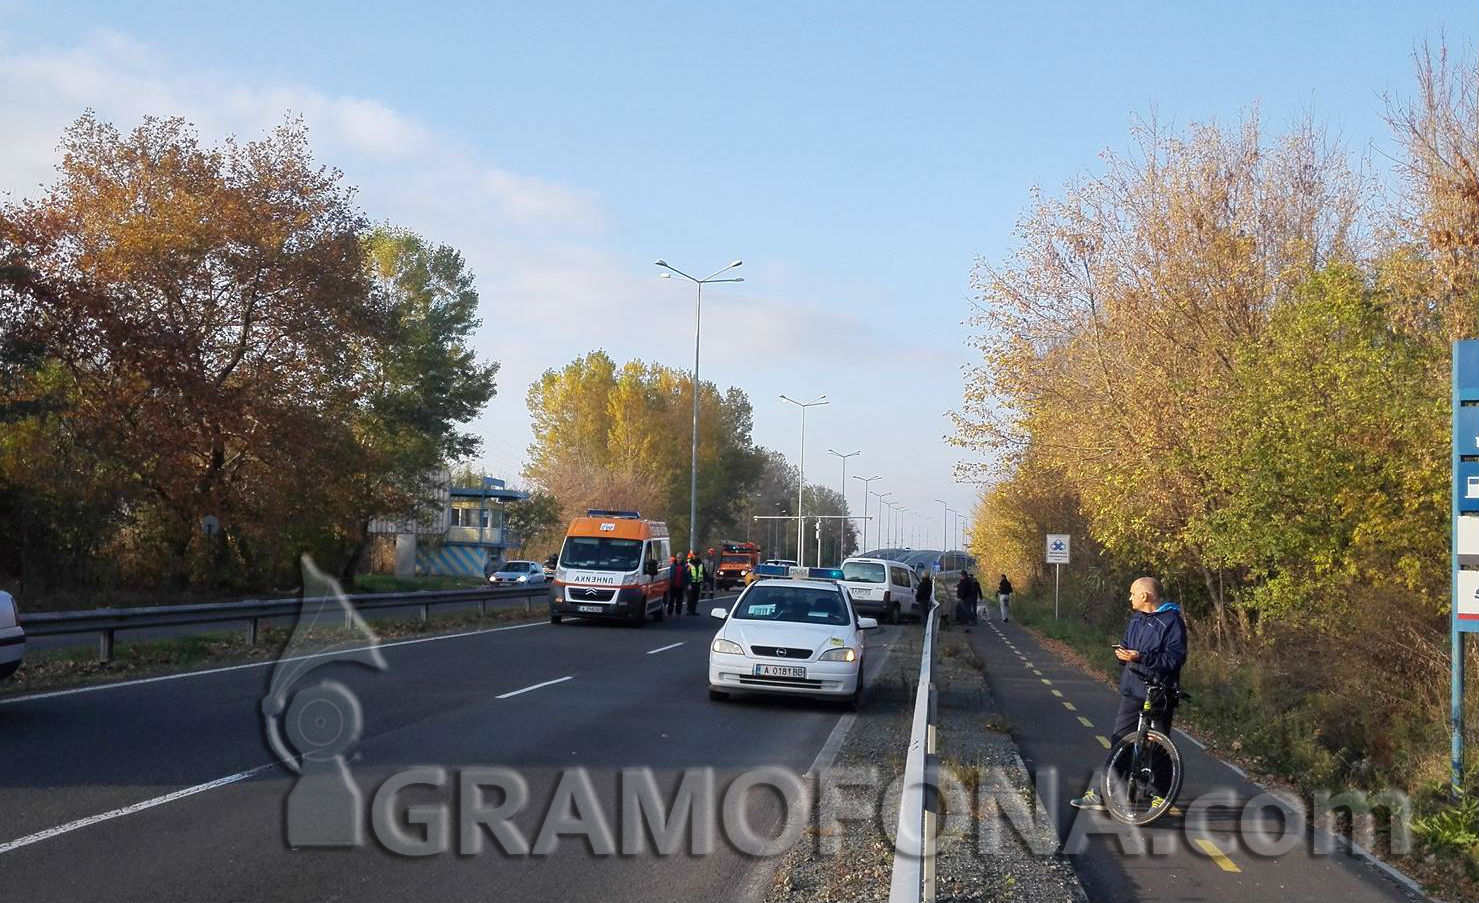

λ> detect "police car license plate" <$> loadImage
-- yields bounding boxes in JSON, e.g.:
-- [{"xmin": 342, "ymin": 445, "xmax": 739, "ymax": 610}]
[
  {"xmin": 578, "ymin": 605, "xmax": 603, "ymax": 613},
  {"xmin": 754, "ymin": 664, "xmax": 806, "ymax": 678}
]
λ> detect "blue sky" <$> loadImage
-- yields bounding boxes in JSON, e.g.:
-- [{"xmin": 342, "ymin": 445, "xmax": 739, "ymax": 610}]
[{"xmin": 1, "ymin": 1, "xmax": 1474, "ymax": 546}]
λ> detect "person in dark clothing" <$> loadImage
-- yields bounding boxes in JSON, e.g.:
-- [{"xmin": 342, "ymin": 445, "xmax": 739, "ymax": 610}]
[
  {"xmin": 996, "ymin": 574, "xmax": 1013, "ymax": 622},
  {"xmin": 955, "ymin": 572, "xmax": 982, "ymax": 626},
  {"xmin": 1072, "ymin": 576, "xmax": 1188, "ymax": 811},
  {"xmin": 666, "ymin": 555, "xmax": 684, "ymax": 616},
  {"xmin": 915, "ymin": 569, "xmax": 934, "ymax": 625}
]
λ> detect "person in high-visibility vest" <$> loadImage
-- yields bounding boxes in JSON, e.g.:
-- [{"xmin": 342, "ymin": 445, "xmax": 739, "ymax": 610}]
[{"xmin": 685, "ymin": 553, "xmax": 704, "ymax": 615}]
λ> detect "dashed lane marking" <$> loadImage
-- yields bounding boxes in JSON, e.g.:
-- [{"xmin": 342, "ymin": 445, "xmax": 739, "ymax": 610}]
[
  {"xmin": 1078, "ymin": 716, "xmax": 1094, "ymax": 728},
  {"xmin": 645, "ymin": 642, "xmax": 684, "ymax": 655},
  {"xmin": 1051, "ymin": 689, "xmax": 1064, "ymax": 698},
  {"xmin": 1096, "ymin": 735, "xmax": 1111, "ymax": 749},
  {"xmin": 1193, "ymin": 838, "xmax": 1242, "ymax": 873},
  {"xmin": 1062, "ymin": 702, "xmax": 1076, "ymax": 711},
  {"xmin": 495, "ymin": 675, "xmax": 574, "ymax": 699}
]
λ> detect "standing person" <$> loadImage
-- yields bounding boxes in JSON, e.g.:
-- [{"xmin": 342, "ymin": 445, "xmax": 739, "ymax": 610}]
[
  {"xmin": 997, "ymin": 574, "xmax": 1014, "ymax": 623},
  {"xmin": 956, "ymin": 571, "xmax": 982, "ymax": 627},
  {"xmin": 666, "ymin": 555, "xmax": 683, "ymax": 616},
  {"xmin": 1071, "ymin": 577, "xmax": 1187, "ymax": 811},
  {"xmin": 685, "ymin": 553, "xmax": 704, "ymax": 615},
  {"xmin": 915, "ymin": 568, "xmax": 934, "ymax": 624}
]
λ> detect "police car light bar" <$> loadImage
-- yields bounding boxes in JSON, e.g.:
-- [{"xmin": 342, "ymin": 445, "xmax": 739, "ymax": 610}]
[{"xmin": 750, "ymin": 564, "xmax": 847, "ymax": 581}]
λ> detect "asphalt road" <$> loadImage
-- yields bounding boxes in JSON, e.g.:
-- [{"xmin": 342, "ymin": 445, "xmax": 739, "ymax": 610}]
[
  {"xmin": 0, "ymin": 599, "xmax": 904, "ymax": 902},
  {"xmin": 967, "ymin": 618, "xmax": 1422, "ymax": 903}
]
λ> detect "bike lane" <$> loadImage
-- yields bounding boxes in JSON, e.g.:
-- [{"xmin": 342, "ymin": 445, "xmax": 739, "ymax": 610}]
[{"xmin": 965, "ymin": 618, "xmax": 1422, "ymax": 903}]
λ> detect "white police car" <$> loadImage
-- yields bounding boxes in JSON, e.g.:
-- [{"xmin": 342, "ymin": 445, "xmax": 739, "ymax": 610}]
[
  {"xmin": 0, "ymin": 590, "xmax": 25, "ymax": 681},
  {"xmin": 707, "ymin": 565, "xmax": 878, "ymax": 709}
]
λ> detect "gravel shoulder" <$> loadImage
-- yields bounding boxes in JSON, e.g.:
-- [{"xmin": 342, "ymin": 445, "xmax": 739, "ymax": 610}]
[{"xmin": 766, "ymin": 622, "xmax": 1086, "ymax": 903}]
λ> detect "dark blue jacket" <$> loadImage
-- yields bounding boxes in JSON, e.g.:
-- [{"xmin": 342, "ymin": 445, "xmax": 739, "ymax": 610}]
[{"xmin": 1118, "ymin": 602, "xmax": 1187, "ymax": 700}]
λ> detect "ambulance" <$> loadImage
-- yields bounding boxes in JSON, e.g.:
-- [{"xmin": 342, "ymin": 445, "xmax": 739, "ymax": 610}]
[{"xmin": 550, "ymin": 510, "xmax": 672, "ymax": 626}]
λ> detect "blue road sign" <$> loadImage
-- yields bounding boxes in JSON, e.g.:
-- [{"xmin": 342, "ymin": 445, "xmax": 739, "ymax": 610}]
[{"xmin": 1452, "ymin": 341, "xmax": 1479, "ymax": 791}]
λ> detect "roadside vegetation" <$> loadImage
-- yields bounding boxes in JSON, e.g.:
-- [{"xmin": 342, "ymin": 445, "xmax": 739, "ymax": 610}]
[
  {"xmin": 954, "ymin": 43, "xmax": 1479, "ymax": 895},
  {"xmin": 524, "ymin": 352, "xmax": 856, "ymax": 561},
  {"xmin": 0, "ymin": 114, "xmax": 497, "ymax": 600}
]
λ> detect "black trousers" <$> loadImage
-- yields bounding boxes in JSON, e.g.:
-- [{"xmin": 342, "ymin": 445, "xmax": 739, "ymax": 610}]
[
  {"xmin": 1110, "ymin": 693, "xmax": 1177, "ymax": 745},
  {"xmin": 685, "ymin": 585, "xmax": 700, "ymax": 614}
]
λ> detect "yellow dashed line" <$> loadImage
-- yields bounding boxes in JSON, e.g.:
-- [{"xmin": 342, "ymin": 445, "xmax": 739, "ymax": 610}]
[
  {"xmin": 1051, "ymin": 689, "xmax": 1064, "ymax": 698},
  {"xmin": 1062, "ymin": 702, "xmax": 1076, "ymax": 711},
  {"xmin": 1077, "ymin": 716, "xmax": 1093, "ymax": 728},
  {"xmin": 1193, "ymin": 838, "xmax": 1242, "ymax": 873},
  {"xmin": 1095, "ymin": 735, "xmax": 1111, "ymax": 748}
]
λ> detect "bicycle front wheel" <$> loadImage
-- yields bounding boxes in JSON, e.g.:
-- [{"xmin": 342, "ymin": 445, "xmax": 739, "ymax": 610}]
[{"xmin": 1101, "ymin": 729, "xmax": 1182, "ymax": 825}]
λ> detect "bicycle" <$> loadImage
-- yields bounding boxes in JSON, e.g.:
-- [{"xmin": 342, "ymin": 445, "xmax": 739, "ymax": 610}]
[{"xmin": 1100, "ymin": 678, "xmax": 1188, "ymax": 825}]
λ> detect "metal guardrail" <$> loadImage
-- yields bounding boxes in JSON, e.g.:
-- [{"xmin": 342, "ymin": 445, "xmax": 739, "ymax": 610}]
[
  {"xmin": 888, "ymin": 601, "xmax": 939, "ymax": 903},
  {"xmin": 20, "ymin": 585, "xmax": 553, "ymax": 661}
]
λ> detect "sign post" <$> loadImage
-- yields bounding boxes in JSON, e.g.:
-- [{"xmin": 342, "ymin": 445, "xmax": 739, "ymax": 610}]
[
  {"xmin": 1452, "ymin": 342, "xmax": 1479, "ymax": 793},
  {"xmin": 1046, "ymin": 534, "xmax": 1070, "ymax": 620}
]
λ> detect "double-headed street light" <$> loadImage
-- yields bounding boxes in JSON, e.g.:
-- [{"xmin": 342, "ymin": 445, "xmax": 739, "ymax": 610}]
[
  {"xmin": 854, "ymin": 475, "xmax": 882, "ymax": 553},
  {"xmin": 656, "ymin": 258, "xmax": 743, "ymax": 555},
  {"xmin": 780, "ymin": 394, "xmax": 828, "ymax": 567}
]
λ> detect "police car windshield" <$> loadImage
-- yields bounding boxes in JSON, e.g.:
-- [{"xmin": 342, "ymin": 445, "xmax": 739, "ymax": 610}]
[
  {"xmin": 732, "ymin": 585, "xmax": 850, "ymax": 626},
  {"xmin": 560, "ymin": 537, "xmax": 643, "ymax": 571},
  {"xmin": 841, "ymin": 561, "xmax": 886, "ymax": 584}
]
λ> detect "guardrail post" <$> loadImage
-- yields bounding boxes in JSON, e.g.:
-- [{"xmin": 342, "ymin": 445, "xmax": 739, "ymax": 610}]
[
  {"xmin": 98, "ymin": 629, "xmax": 114, "ymax": 662},
  {"xmin": 419, "ymin": 602, "xmax": 430, "ymax": 623},
  {"xmin": 247, "ymin": 617, "xmax": 259, "ymax": 646},
  {"xmin": 479, "ymin": 598, "xmax": 487, "ymax": 617}
]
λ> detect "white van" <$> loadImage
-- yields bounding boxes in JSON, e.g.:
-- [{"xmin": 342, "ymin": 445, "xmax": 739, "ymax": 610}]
[
  {"xmin": 0, "ymin": 591, "xmax": 25, "ymax": 680},
  {"xmin": 838, "ymin": 557, "xmax": 920, "ymax": 624}
]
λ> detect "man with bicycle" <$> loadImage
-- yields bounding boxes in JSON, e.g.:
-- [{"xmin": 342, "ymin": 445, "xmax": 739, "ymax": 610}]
[{"xmin": 1071, "ymin": 576, "xmax": 1187, "ymax": 811}]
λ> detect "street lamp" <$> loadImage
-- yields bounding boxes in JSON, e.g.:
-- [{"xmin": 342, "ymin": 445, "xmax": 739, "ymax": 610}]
[
  {"xmin": 780, "ymin": 393, "xmax": 828, "ymax": 567},
  {"xmin": 869, "ymin": 489, "xmax": 892, "ymax": 554},
  {"xmin": 828, "ymin": 450, "xmax": 860, "ymax": 565},
  {"xmin": 854, "ymin": 475, "xmax": 881, "ymax": 553},
  {"xmin": 655, "ymin": 258, "xmax": 743, "ymax": 556}
]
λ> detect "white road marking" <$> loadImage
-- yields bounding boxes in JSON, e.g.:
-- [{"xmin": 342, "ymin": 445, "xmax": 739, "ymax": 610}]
[
  {"xmin": 495, "ymin": 675, "xmax": 574, "ymax": 699},
  {"xmin": 645, "ymin": 642, "xmax": 684, "ymax": 655},
  {"xmin": 1, "ymin": 622, "xmax": 546, "ymax": 706},
  {"xmin": 0, "ymin": 763, "xmax": 277, "ymax": 856},
  {"xmin": 1175, "ymin": 728, "xmax": 1207, "ymax": 750}
]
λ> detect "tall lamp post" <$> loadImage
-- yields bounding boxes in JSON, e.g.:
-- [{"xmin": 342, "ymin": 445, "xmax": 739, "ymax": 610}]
[
  {"xmin": 869, "ymin": 489, "xmax": 892, "ymax": 554},
  {"xmin": 854, "ymin": 475, "xmax": 881, "ymax": 553},
  {"xmin": 934, "ymin": 499, "xmax": 950, "ymax": 550},
  {"xmin": 655, "ymin": 258, "xmax": 744, "ymax": 556},
  {"xmin": 780, "ymin": 394, "xmax": 828, "ymax": 567},
  {"xmin": 828, "ymin": 450, "xmax": 860, "ymax": 565}
]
